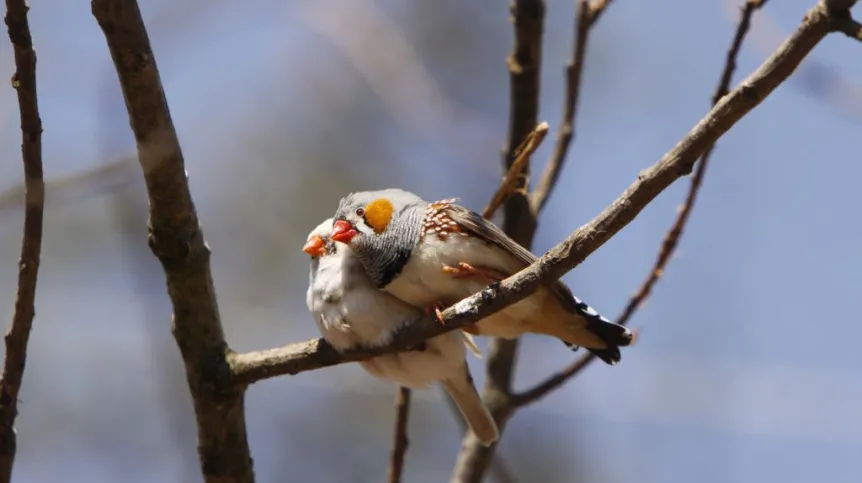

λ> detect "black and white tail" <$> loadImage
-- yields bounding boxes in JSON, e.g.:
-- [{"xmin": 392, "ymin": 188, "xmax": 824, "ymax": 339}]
[{"xmin": 563, "ymin": 296, "xmax": 633, "ymax": 365}]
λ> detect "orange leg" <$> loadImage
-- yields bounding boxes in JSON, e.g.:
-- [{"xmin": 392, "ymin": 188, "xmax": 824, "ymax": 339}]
[
  {"xmin": 424, "ymin": 301, "xmax": 447, "ymax": 325},
  {"xmin": 442, "ymin": 262, "xmax": 506, "ymax": 282}
]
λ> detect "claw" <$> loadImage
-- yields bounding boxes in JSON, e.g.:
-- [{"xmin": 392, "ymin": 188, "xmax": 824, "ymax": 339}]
[
  {"xmin": 442, "ymin": 262, "xmax": 506, "ymax": 282},
  {"xmin": 424, "ymin": 302, "xmax": 447, "ymax": 326}
]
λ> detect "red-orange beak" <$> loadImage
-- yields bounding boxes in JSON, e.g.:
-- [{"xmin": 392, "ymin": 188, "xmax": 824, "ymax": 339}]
[
  {"xmin": 302, "ymin": 235, "xmax": 325, "ymax": 257},
  {"xmin": 330, "ymin": 219, "xmax": 358, "ymax": 243}
]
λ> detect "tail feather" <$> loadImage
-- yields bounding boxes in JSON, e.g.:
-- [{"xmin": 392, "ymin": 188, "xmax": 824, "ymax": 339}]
[
  {"xmin": 441, "ymin": 367, "xmax": 499, "ymax": 446},
  {"xmin": 563, "ymin": 296, "xmax": 633, "ymax": 365}
]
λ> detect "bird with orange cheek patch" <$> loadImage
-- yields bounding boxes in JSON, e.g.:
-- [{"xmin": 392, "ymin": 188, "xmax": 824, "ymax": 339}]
[
  {"xmin": 303, "ymin": 218, "xmax": 499, "ymax": 446},
  {"xmin": 329, "ymin": 189, "xmax": 633, "ymax": 365}
]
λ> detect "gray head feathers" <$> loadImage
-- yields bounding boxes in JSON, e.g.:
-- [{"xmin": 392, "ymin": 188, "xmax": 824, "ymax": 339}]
[{"xmin": 333, "ymin": 189, "xmax": 428, "ymax": 288}]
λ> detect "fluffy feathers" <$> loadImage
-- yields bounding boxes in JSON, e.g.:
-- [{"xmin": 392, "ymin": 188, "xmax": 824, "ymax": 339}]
[
  {"xmin": 304, "ymin": 218, "xmax": 498, "ymax": 445},
  {"xmin": 331, "ymin": 190, "xmax": 633, "ymax": 365}
]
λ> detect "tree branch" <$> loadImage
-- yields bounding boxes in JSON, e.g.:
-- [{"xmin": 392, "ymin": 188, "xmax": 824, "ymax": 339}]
[
  {"xmin": 0, "ymin": 1, "xmax": 45, "ymax": 481},
  {"xmin": 91, "ymin": 1, "xmax": 254, "ymax": 482},
  {"xmin": 511, "ymin": 0, "xmax": 854, "ymax": 407},
  {"xmin": 387, "ymin": 387, "xmax": 412, "ymax": 483},
  {"xmin": 451, "ymin": 120, "xmax": 550, "ymax": 482},
  {"xmin": 824, "ymin": 0, "xmax": 861, "ymax": 39},
  {"xmin": 442, "ymin": 394, "xmax": 519, "ymax": 483},
  {"xmin": 452, "ymin": 0, "xmax": 546, "ymax": 480},
  {"xmin": 229, "ymin": 308, "xmax": 510, "ymax": 385},
  {"xmin": 531, "ymin": 0, "xmax": 614, "ymax": 213},
  {"xmin": 836, "ymin": 15, "xmax": 862, "ymax": 41},
  {"xmin": 483, "ymin": 122, "xmax": 549, "ymax": 219}
]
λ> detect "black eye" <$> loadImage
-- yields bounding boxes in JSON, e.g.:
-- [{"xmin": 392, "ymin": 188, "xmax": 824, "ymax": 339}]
[{"xmin": 355, "ymin": 207, "xmax": 365, "ymax": 217}]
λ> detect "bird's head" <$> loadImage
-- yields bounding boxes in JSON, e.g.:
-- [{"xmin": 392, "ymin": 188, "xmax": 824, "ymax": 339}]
[
  {"xmin": 303, "ymin": 218, "xmax": 335, "ymax": 259},
  {"xmin": 330, "ymin": 189, "xmax": 425, "ymax": 287}
]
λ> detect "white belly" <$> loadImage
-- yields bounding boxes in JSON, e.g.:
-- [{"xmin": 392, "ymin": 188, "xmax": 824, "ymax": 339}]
[
  {"xmin": 308, "ymin": 251, "xmax": 469, "ymax": 387},
  {"xmin": 383, "ymin": 233, "xmax": 542, "ymax": 338},
  {"xmin": 356, "ymin": 332, "xmax": 468, "ymax": 388}
]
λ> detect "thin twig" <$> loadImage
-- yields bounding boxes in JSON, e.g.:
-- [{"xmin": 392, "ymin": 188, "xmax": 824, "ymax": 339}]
[
  {"xmin": 483, "ymin": 122, "xmax": 550, "ymax": 219},
  {"xmin": 91, "ymin": 1, "xmax": 254, "ymax": 482},
  {"xmin": 451, "ymin": 0, "xmax": 546, "ymax": 480},
  {"xmin": 0, "ymin": 1, "xmax": 45, "ymax": 481},
  {"xmin": 444, "ymin": 121, "xmax": 548, "ymax": 483},
  {"xmin": 620, "ymin": 0, "xmax": 770, "ymax": 316},
  {"xmin": 531, "ymin": 0, "xmax": 614, "ymax": 213},
  {"xmin": 440, "ymin": 125, "xmax": 550, "ymax": 483},
  {"xmin": 387, "ymin": 387, "xmax": 412, "ymax": 483},
  {"xmin": 229, "ymin": 0, "xmax": 848, "ymax": 390},
  {"xmin": 512, "ymin": 0, "xmax": 772, "ymax": 408}
]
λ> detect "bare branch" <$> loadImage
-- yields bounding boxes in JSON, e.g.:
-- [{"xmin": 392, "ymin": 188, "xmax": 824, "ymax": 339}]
[
  {"xmin": 442, "ymin": 394, "xmax": 519, "ymax": 483},
  {"xmin": 836, "ymin": 16, "xmax": 862, "ymax": 41},
  {"xmin": 531, "ymin": 0, "xmax": 614, "ymax": 212},
  {"xmin": 446, "ymin": 117, "xmax": 550, "ymax": 482},
  {"xmin": 442, "ymin": 121, "xmax": 551, "ymax": 483},
  {"xmin": 616, "ymin": 0, "xmax": 768, "ymax": 312},
  {"xmin": 824, "ymin": 0, "xmax": 858, "ymax": 11},
  {"xmin": 452, "ymin": 0, "xmax": 546, "ymax": 480},
  {"xmin": 387, "ymin": 387, "xmax": 412, "ymax": 483},
  {"xmin": 512, "ymin": 0, "xmax": 854, "ymax": 407},
  {"xmin": 91, "ymin": 1, "xmax": 254, "ymax": 482},
  {"xmin": 483, "ymin": 122, "xmax": 550, "ymax": 219},
  {"xmin": 511, "ymin": 353, "xmax": 593, "ymax": 408},
  {"xmin": 0, "ymin": 1, "xmax": 45, "ymax": 480},
  {"xmin": 229, "ymin": 310, "xmax": 505, "ymax": 384}
]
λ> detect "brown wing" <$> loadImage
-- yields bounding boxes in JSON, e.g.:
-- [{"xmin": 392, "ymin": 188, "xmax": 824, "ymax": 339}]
[{"xmin": 443, "ymin": 203, "xmax": 580, "ymax": 313}]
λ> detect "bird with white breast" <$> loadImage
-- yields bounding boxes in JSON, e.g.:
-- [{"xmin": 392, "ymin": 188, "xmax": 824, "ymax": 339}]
[
  {"xmin": 303, "ymin": 218, "xmax": 499, "ymax": 446},
  {"xmin": 328, "ymin": 188, "xmax": 633, "ymax": 365}
]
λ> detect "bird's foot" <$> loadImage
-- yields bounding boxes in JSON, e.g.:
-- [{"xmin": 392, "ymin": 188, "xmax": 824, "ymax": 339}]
[
  {"xmin": 424, "ymin": 301, "xmax": 447, "ymax": 325},
  {"xmin": 442, "ymin": 262, "xmax": 506, "ymax": 282}
]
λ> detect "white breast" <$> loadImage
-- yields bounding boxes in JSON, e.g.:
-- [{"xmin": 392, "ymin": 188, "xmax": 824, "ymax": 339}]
[
  {"xmin": 307, "ymin": 244, "xmax": 469, "ymax": 388},
  {"xmin": 383, "ymin": 232, "xmax": 543, "ymax": 339},
  {"xmin": 385, "ymin": 233, "xmax": 521, "ymax": 306}
]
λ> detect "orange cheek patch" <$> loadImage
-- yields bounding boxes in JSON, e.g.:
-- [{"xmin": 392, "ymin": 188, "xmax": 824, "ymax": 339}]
[{"xmin": 365, "ymin": 198, "xmax": 394, "ymax": 234}]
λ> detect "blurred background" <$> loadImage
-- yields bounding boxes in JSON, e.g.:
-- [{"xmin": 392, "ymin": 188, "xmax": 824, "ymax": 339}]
[{"xmin": 1, "ymin": 0, "xmax": 861, "ymax": 482}]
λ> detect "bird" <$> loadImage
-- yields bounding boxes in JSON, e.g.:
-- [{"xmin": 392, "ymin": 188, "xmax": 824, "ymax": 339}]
[
  {"xmin": 327, "ymin": 188, "xmax": 633, "ymax": 365},
  {"xmin": 303, "ymin": 218, "xmax": 499, "ymax": 446}
]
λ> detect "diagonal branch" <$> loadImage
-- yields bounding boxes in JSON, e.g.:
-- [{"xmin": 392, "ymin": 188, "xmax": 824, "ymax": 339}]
[
  {"xmin": 91, "ymin": 1, "xmax": 254, "ymax": 482},
  {"xmin": 531, "ymin": 0, "xmax": 614, "ymax": 213},
  {"xmin": 0, "ymin": 1, "xmax": 45, "ymax": 481},
  {"xmin": 511, "ymin": 0, "xmax": 849, "ymax": 408},
  {"xmin": 615, "ymin": 0, "xmax": 769, "ymax": 310},
  {"xmin": 230, "ymin": 0, "xmax": 851, "ymax": 395},
  {"xmin": 387, "ymin": 387, "xmax": 412, "ymax": 483}
]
